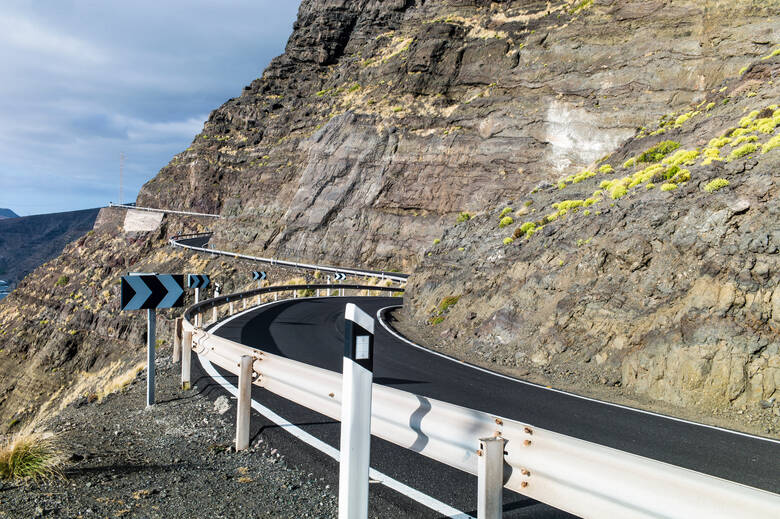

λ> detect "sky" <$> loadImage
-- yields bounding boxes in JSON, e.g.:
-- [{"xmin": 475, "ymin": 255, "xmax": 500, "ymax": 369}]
[{"xmin": 0, "ymin": 1, "xmax": 301, "ymax": 216}]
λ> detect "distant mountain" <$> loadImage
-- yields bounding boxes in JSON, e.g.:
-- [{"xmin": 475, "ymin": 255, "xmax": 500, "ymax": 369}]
[
  {"xmin": 0, "ymin": 208, "xmax": 18, "ymax": 219},
  {"xmin": 0, "ymin": 208, "xmax": 100, "ymax": 285}
]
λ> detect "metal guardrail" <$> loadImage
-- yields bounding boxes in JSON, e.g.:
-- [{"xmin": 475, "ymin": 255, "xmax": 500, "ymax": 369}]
[
  {"xmin": 180, "ymin": 287, "xmax": 780, "ymax": 519},
  {"xmin": 184, "ymin": 283, "xmax": 401, "ymax": 322},
  {"xmin": 108, "ymin": 202, "xmax": 222, "ymax": 219},
  {"xmin": 170, "ymin": 234, "xmax": 409, "ymax": 283}
]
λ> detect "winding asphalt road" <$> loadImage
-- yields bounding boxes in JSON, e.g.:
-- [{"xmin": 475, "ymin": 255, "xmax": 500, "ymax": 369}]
[{"xmin": 194, "ymin": 296, "xmax": 780, "ymax": 517}]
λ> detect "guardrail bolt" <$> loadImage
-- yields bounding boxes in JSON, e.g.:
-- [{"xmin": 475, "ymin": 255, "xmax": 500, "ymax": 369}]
[
  {"xmin": 523, "ymin": 440, "xmax": 532, "ymax": 447},
  {"xmin": 328, "ymin": 392, "xmax": 335, "ymax": 398},
  {"xmin": 521, "ymin": 481, "xmax": 528, "ymax": 488},
  {"xmin": 476, "ymin": 449, "xmax": 484, "ymax": 456},
  {"xmin": 521, "ymin": 468, "xmax": 530, "ymax": 476},
  {"xmin": 494, "ymin": 418, "xmax": 503, "ymax": 426},
  {"xmin": 523, "ymin": 427, "xmax": 533, "ymax": 435}
]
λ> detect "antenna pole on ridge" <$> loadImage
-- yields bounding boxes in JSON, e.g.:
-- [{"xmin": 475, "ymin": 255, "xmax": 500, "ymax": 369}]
[{"xmin": 119, "ymin": 152, "xmax": 125, "ymax": 205}]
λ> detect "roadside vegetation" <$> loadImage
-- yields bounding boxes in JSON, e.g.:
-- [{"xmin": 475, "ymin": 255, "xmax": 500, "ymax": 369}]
[{"xmin": 0, "ymin": 432, "xmax": 64, "ymax": 481}]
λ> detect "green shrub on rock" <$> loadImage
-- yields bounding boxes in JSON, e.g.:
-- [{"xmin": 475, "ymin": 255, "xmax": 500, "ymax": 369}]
[
  {"xmin": 456, "ymin": 212, "xmax": 471, "ymax": 223},
  {"xmin": 728, "ymin": 143, "xmax": 757, "ymax": 160},
  {"xmin": 704, "ymin": 178, "xmax": 729, "ymax": 193},
  {"xmin": 637, "ymin": 140, "xmax": 680, "ymax": 163}
]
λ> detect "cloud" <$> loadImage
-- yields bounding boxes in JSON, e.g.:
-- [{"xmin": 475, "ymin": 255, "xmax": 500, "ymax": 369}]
[
  {"xmin": 0, "ymin": 1, "xmax": 301, "ymax": 215},
  {"xmin": 0, "ymin": 13, "xmax": 108, "ymax": 65}
]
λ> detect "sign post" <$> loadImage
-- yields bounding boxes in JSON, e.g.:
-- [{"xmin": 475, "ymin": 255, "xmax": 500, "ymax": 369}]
[
  {"xmin": 147, "ymin": 308, "xmax": 156, "ymax": 404},
  {"xmin": 338, "ymin": 303, "xmax": 374, "ymax": 519},
  {"xmin": 121, "ymin": 273, "xmax": 184, "ymax": 406}
]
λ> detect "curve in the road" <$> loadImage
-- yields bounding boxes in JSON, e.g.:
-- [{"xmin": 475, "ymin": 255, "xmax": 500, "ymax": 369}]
[{"xmin": 202, "ymin": 296, "xmax": 780, "ymax": 516}]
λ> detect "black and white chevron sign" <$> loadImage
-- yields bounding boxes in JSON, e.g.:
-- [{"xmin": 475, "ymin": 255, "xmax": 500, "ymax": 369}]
[
  {"xmin": 188, "ymin": 274, "xmax": 210, "ymax": 289},
  {"xmin": 121, "ymin": 274, "xmax": 184, "ymax": 310},
  {"xmin": 334, "ymin": 272, "xmax": 347, "ymax": 281},
  {"xmin": 252, "ymin": 271, "xmax": 267, "ymax": 281}
]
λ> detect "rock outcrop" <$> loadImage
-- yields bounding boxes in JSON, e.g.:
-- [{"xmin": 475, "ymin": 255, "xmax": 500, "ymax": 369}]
[{"xmin": 1, "ymin": 0, "xmax": 779, "ymax": 435}]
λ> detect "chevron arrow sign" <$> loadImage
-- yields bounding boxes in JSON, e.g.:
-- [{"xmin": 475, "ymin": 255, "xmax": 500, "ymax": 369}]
[
  {"xmin": 252, "ymin": 271, "xmax": 267, "ymax": 281},
  {"xmin": 121, "ymin": 274, "xmax": 185, "ymax": 310},
  {"xmin": 188, "ymin": 274, "xmax": 210, "ymax": 289},
  {"xmin": 334, "ymin": 273, "xmax": 347, "ymax": 281}
]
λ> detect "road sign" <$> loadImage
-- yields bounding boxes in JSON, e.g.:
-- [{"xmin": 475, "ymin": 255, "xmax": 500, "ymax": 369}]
[
  {"xmin": 252, "ymin": 271, "xmax": 267, "ymax": 281},
  {"xmin": 334, "ymin": 272, "xmax": 346, "ymax": 281},
  {"xmin": 121, "ymin": 274, "xmax": 184, "ymax": 310},
  {"xmin": 188, "ymin": 274, "xmax": 210, "ymax": 289},
  {"xmin": 119, "ymin": 273, "xmax": 184, "ymax": 407}
]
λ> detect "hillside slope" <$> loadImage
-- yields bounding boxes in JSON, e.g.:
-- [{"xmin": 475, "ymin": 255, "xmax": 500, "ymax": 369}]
[
  {"xmin": 0, "ymin": 208, "xmax": 100, "ymax": 286},
  {"xmin": 0, "ymin": 0, "xmax": 778, "ymax": 436}
]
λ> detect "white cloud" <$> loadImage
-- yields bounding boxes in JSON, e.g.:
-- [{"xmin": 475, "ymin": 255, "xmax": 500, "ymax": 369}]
[
  {"xmin": 0, "ymin": 13, "xmax": 108, "ymax": 65},
  {"xmin": 0, "ymin": 1, "xmax": 301, "ymax": 215},
  {"xmin": 121, "ymin": 115, "xmax": 207, "ymax": 142}
]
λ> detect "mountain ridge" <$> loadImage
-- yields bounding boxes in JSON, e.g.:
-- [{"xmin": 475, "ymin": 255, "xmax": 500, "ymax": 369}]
[{"xmin": 0, "ymin": 208, "xmax": 18, "ymax": 219}]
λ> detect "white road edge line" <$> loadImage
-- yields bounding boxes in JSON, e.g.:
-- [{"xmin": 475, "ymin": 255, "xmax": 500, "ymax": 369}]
[
  {"xmin": 200, "ymin": 300, "xmax": 474, "ymax": 519},
  {"xmin": 376, "ymin": 305, "xmax": 780, "ymax": 446}
]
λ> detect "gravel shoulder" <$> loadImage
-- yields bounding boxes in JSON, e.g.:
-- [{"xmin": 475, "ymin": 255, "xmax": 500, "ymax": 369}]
[{"xmin": 0, "ymin": 354, "xmax": 340, "ymax": 518}]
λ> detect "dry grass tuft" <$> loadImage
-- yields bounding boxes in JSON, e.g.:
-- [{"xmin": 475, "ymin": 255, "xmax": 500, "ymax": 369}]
[
  {"xmin": 0, "ymin": 432, "xmax": 64, "ymax": 481},
  {"xmin": 98, "ymin": 362, "xmax": 145, "ymax": 401}
]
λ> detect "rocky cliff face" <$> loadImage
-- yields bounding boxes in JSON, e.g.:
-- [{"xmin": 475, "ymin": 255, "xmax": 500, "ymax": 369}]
[
  {"xmin": 1, "ymin": 0, "xmax": 779, "ymax": 434},
  {"xmin": 402, "ymin": 59, "xmax": 780, "ymax": 433}
]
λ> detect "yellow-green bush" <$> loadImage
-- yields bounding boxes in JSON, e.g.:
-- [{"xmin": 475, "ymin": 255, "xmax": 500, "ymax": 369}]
[
  {"xmin": 762, "ymin": 134, "xmax": 780, "ymax": 154},
  {"xmin": 728, "ymin": 143, "xmax": 757, "ymax": 160},
  {"xmin": 704, "ymin": 178, "xmax": 729, "ymax": 193}
]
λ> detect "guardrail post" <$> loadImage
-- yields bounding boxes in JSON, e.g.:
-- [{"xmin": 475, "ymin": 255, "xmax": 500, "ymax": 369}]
[
  {"xmin": 339, "ymin": 303, "xmax": 374, "ymax": 519},
  {"xmin": 213, "ymin": 306, "xmax": 218, "ymax": 322},
  {"xmin": 242, "ymin": 298, "xmax": 246, "ymax": 310},
  {"xmin": 173, "ymin": 317, "xmax": 182, "ymax": 363},
  {"xmin": 195, "ymin": 287, "xmax": 200, "ymax": 304},
  {"xmin": 236, "ymin": 355, "xmax": 253, "ymax": 451},
  {"xmin": 181, "ymin": 331, "xmax": 192, "ymax": 390},
  {"xmin": 477, "ymin": 437, "xmax": 505, "ymax": 519},
  {"xmin": 230, "ymin": 301, "xmax": 234, "ymax": 314}
]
